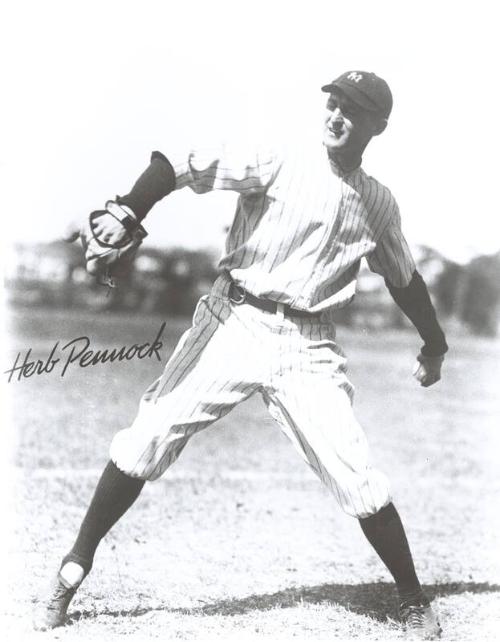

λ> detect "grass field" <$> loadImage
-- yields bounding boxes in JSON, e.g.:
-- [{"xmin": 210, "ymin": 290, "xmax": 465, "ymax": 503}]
[{"xmin": 2, "ymin": 307, "xmax": 500, "ymax": 641}]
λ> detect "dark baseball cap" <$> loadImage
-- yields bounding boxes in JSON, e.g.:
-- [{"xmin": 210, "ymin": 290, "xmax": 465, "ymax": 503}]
[{"xmin": 321, "ymin": 71, "xmax": 393, "ymax": 118}]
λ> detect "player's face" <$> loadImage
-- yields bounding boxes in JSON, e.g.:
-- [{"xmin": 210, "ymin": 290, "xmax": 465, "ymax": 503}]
[{"xmin": 323, "ymin": 90, "xmax": 385, "ymax": 154}]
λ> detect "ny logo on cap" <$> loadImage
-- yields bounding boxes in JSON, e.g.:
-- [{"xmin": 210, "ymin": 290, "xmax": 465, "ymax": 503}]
[{"xmin": 347, "ymin": 72, "xmax": 363, "ymax": 83}]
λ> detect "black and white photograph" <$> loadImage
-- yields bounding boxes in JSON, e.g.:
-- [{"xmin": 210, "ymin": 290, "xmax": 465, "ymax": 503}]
[{"xmin": 2, "ymin": 1, "xmax": 499, "ymax": 640}]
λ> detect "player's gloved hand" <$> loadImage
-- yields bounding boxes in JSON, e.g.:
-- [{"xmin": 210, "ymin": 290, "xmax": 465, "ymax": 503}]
[
  {"xmin": 412, "ymin": 353, "xmax": 444, "ymax": 387},
  {"xmin": 64, "ymin": 201, "xmax": 147, "ymax": 287}
]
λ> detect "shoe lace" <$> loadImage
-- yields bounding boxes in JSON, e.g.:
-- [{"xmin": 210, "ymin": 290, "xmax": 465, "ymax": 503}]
[{"xmin": 401, "ymin": 604, "xmax": 427, "ymax": 629}]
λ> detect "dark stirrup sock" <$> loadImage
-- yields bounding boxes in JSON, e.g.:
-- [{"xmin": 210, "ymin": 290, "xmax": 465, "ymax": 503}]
[
  {"xmin": 62, "ymin": 460, "xmax": 145, "ymax": 576},
  {"xmin": 359, "ymin": 502, "xmax": 428, "ymax": 606}
]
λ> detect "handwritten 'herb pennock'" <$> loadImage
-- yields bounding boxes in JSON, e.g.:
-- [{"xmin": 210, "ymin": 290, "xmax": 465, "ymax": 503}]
[{"xmin": 4, "ymin": 322, "xmax": 166, "ymax": 383}]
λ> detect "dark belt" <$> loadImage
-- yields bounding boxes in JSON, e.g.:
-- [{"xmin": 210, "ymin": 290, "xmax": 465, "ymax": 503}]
[{"xmin": 228, "ymin": 280, "xmax": 321, "ymax": 319}]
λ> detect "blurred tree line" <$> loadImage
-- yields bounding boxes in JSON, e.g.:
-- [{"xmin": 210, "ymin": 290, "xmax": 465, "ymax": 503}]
[{"xmin": 4, "ymin": 241, "xmax": 500, "ymax": 336}]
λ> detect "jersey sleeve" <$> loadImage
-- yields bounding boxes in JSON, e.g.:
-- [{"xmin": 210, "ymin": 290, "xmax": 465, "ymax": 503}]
[
  {"xmin": 366, "ymin": 203, "xmax": 416, "ymax": 287},
  {"xmin": 169, "ymin": 145, "xmax": 281, "ymax": 195}
]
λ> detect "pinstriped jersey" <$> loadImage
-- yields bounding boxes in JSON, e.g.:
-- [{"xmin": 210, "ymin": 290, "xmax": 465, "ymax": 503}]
[{"xmin": 171, "ymin": 142, "xmax": 415, "ymax": 313}]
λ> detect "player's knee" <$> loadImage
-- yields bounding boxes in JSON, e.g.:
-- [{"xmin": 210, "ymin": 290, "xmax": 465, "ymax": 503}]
[
  {"xmin": 335, "ymin": 471, "xmax": 391, "ymax": 519},
  {"xmin": 337, "ymin": 501, "xmax": 378, "ymax": 519},
  {"xmin": 345, "ymin": 499, "xmax": 391, "ymax": 520},
  {"xmin": 110, "ymin": 457, "xmax": 154, "ymax": 481},
  {"xmin": 109, "ymin": 427, "xmax": 184, "ymax": 481}
]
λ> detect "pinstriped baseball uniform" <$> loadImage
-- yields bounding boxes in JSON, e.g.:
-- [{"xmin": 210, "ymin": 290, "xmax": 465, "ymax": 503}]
[{"xmin": 110, "ymin": 141, "xmax": 415, "ymax": 518}]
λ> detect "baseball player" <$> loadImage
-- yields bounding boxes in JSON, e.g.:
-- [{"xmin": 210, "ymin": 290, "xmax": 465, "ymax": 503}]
[{"xmin": 34, "ymin": 71, "xmax": 447, "ymax": 639}]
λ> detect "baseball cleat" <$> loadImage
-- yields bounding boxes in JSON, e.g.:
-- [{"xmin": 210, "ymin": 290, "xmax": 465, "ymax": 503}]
[
  {"xmin": 33, "ymin": 563, "xmax": 84, "ymax": 631},
  {"xmin": 400, "ymin": 602, "xmax": 442, "ymax": 640}
]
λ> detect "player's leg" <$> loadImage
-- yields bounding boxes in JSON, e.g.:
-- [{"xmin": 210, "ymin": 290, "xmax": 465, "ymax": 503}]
[
  {"xmin": 59, "ymin": 460, "xmax": 145, "ymax": 579},
  {"xmin": 263, "ymin": 320, "xmax": 441, "ymax": 638},
  {"xmin": 358, "ymin": 504, "xmax": 441, "ymax": 637},
  {"xmin": 33, "ymin": 460, "xmax": 145, "ymax": 631},
  {"xmin": 34, "ymin": 294, "xmax": 263, "ymax": 629},
  {"xmin": 358, "ymin": 503, "xmax": 426, "ymax": 606}
]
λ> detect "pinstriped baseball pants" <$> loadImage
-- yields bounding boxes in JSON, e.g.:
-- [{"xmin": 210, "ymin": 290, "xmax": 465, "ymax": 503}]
[{"xmin": 110, "ymin": 275, "xmax": 391, "ymax": 518}]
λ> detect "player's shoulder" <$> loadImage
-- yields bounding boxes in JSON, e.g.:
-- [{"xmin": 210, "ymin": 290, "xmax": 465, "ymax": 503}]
[
  {"xmin": 172, "ymin": 135, "xmax": 283, "ymax": 162},
  {"xmin": 357, "ymin": 170, "xmax": 399, "ymax": 216},
  {"xmin": 236, "ymin": 137, "xmax": 318, "ymax": 182},
  {"xmin": 225, "ymin": 138, "xmax": 287, "ymax": 174},
  {"xmin": 271, "ymin": 137, "xmax": 330, "ymax": 176}
]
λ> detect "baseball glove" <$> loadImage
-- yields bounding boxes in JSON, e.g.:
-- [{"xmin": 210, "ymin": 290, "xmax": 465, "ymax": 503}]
[{"xmin": 66, "ymin": 201, "xmax": 147, "ymax": 287}]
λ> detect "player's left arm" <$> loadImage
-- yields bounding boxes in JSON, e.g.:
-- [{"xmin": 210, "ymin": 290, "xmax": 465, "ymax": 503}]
[
  {"xmin": 67, "ymin": 145, "xmax": 280, "ymax": 283},
  {"xmin": 366, "ymin": 204, "xmax": 448, "ymax": 387},
  {"xmin": 80, "ymin": 145, "xmax": 280, "ymax": 246}
]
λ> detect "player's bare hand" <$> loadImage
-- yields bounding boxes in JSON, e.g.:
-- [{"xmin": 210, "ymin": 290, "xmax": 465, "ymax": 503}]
[
  {"xmin": 61, "ymin": 216, "xmax": 127, "ymax": 246},
  {"xmin": 412, "ymin": 353, "xmax": 444, "ymax": 387},
  {"xmin": 89, "ymin": 211, "xmax": 131, "ymax": 247},
  {"xmin": 63, "ymin": 203, "xmax": 137, "ymax": 248},
  {"xmin": 60, "ymin": 201, "xmax": 146, "ymax": 282}
]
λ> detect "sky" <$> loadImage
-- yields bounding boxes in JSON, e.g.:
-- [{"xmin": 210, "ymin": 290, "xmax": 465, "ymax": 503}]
[{"xmin": 2, "ymin": 0, "xmax": 499, "ymax": 264}]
